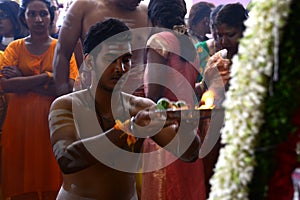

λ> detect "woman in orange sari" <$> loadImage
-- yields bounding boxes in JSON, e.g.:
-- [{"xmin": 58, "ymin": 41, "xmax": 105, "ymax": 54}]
[{"xmin": 0, "ymin": 0, "xmax": 78, "ymax": 199}]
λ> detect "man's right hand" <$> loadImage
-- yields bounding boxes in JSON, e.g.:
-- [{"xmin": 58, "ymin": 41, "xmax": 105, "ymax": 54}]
[{"xmin": 132, "ymin": 105, "xmax": 179, "ymax": 138}]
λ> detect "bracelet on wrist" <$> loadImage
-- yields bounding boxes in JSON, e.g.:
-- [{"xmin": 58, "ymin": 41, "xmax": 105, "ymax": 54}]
[
  {"xmin": 44, "ymin": 71, "xmax": 53, "ymax": 89},
  {"xmin": 45, "ymin": 71, "xmax": 53, "ymax": 78}
]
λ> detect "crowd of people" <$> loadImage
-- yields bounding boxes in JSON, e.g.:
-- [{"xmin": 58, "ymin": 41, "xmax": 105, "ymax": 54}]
[{"xmin": 0, "ymin": 0, "xmax": 249, "ymax": 199}]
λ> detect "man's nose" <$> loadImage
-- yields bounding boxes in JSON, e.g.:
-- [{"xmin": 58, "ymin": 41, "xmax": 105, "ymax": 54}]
[{"xmin": 114, "ymin": 59, "xmax": 126, "ymax": 73}]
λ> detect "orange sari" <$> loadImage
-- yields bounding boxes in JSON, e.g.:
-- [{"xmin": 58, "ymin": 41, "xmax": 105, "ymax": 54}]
[
  {"xmin": 0, "ymin": 51, "xmax": 3, "ymax": 65},
  {"xmin": 0, "ymin": 39, "xmax": 78, "ymax": 199}
]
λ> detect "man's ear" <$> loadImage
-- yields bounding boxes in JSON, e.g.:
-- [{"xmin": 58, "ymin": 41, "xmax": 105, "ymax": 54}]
[{"xmin": 84, "ymin": 54, "xmax": 94, "ymax": 72}]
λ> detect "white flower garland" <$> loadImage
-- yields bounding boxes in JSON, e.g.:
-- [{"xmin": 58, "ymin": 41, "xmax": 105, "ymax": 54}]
[{"xmin": 208, "ymin": 0, "xmax": 292, "ymax": 199}]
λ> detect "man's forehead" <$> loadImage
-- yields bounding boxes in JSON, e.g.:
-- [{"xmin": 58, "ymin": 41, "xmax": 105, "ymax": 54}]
[{"xmin": 103, "ymin": 41, "xmax": 132, "ymax": 54}]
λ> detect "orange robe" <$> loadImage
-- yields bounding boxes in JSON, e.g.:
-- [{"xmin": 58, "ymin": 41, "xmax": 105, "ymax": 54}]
[{"xmin": 0, "ymin": 39, "xmax": 78, "ymax": 199}]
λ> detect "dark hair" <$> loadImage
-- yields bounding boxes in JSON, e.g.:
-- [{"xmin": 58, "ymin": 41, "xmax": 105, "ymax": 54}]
[
  {"xmin": 19, "ymin": 0, "xmax": 55, "ymax": 28},
  {"xmin": 148, "ymin": 0, "xmax": 196, "ymax": 62},
  {"xmin": 148, "ymin": 0, "xmax": 186, "ymax": 29},
  {"xmin": 210, "ymin": 4, "xmax": 224, "ymax": 27},
  {"xmin": 209, "ymin": 4, "xmax": 224, "ymax": 41},
  {"xmin": 188, "ymin": 2, "xmax": 214, "ymax": 27},
  {"xmin": 83, "ymin": 18, "xmax": 131, "ymax": 55},
  {"xmin": 0, "ymin": 0, "xmax": 28, "ymax": 39},
  {"xmin": 215, "ymin": 3, "xmax": 248, "ymax": 32}
]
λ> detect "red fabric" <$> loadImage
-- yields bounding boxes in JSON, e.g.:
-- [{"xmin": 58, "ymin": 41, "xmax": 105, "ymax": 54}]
[
  {"xmin": 142, "ymin": 31, "xmax": 206, "ymax": 200},
  {"xmin": 266, "ymin": 106, "xmax": 300, "ymax": 200}
]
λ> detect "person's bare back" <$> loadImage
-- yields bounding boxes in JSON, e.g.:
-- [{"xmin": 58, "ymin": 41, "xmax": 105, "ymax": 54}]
[{"xmin": 54, "ymin": 0, "xmax": 149, "ymax": 95}]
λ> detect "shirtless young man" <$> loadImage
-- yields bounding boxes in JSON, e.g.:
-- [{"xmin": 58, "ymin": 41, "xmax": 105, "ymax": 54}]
[
  {"xmin": 53, "ymin": 0, "xmax": 149, "ymax": 96},
  {"xmin": 49, "ymin": 19, "xmax": 200, "ymax": 200}
]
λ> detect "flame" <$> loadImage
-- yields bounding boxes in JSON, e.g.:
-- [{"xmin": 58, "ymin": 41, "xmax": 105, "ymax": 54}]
[{"xmin": 197, "ymin": 90, "xmax": 215, "ymax": 109}]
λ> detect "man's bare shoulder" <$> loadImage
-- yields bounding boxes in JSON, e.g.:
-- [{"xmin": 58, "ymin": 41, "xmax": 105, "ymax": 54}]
[
  {"xmin": 50, "ymin": 90, "xmax": 87, "ymax": 112},
  {"xmin": 50, "ymin": 93, "xmax": 73, "ymax": 112}
]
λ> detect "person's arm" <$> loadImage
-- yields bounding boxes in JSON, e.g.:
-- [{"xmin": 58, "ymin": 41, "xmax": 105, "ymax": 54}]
[
  {"xmin": 0, "ymin": 42, "xmax": 56, "ymax": 94},
  {"xmin": 32, "ymin": 79, "xmax": 76, "ymax": 97},
  {"xmin": 133, "ymin": 108, "xmax": 200, "ymax": 162},
  {"xmin": 49, "ymin": 95, "xmax": 140, "ymax": 174},
  {"xmin": 194, "ymin": 81, "xmax": 208, "ymax": 101},
  {"xmin": 50, "ymin": 95, "xmax": 165, "ymax": 174},
  {"xmin": 33, "ymin": 49, "xmax": 78, "ymax": 96},
  {"xmin": 145, "ymin": 48, "xmax": 168, "ymax": 102},
  {"xmin": 153, "ymin": 128, "xmax": 200, "ymax": 162},
  {"xmin": 1, "ymin": 54, "xmax": 78, "ymax": 96},
  {"xmin": 32, "ymin": 80, "xmax": 57, "ymax": 96},
  {"xmin": 53, "ymin": 0, "xmax": 84, "ymax": 95},
  {"xmin": 50, "ymin": 95, "xmax": 200, "ymax": 175},
  {"xmin": 128, "ymin": 95, "xmax": 200, "ymax": 163},
  {"xmin": 0, "ymin": 71, "xmax": 49, "ymax": 93},
  {"xmin": 202, "ymin": 50, "xmax": 231, "ymax": 88}
]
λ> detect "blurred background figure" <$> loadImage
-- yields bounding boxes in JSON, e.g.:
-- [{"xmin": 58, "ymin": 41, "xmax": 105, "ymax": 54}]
[
  {"xmin": 195, "ymin": 4, "xmax": 224, "ymax": 81},
  {"xmin": 49, "ymin": 0, "xmax": 62, "ymax": 38},
  {"xmin": 55, "ymin": 0, "xmax": 72, "ymax": 28},
  {"xmin": 188, "ymin": 1, "xmax": 215, "ymax": 44},
  {"xmin": 0, "ymin": 0, "xmax": 28, "ymax": 51}
]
